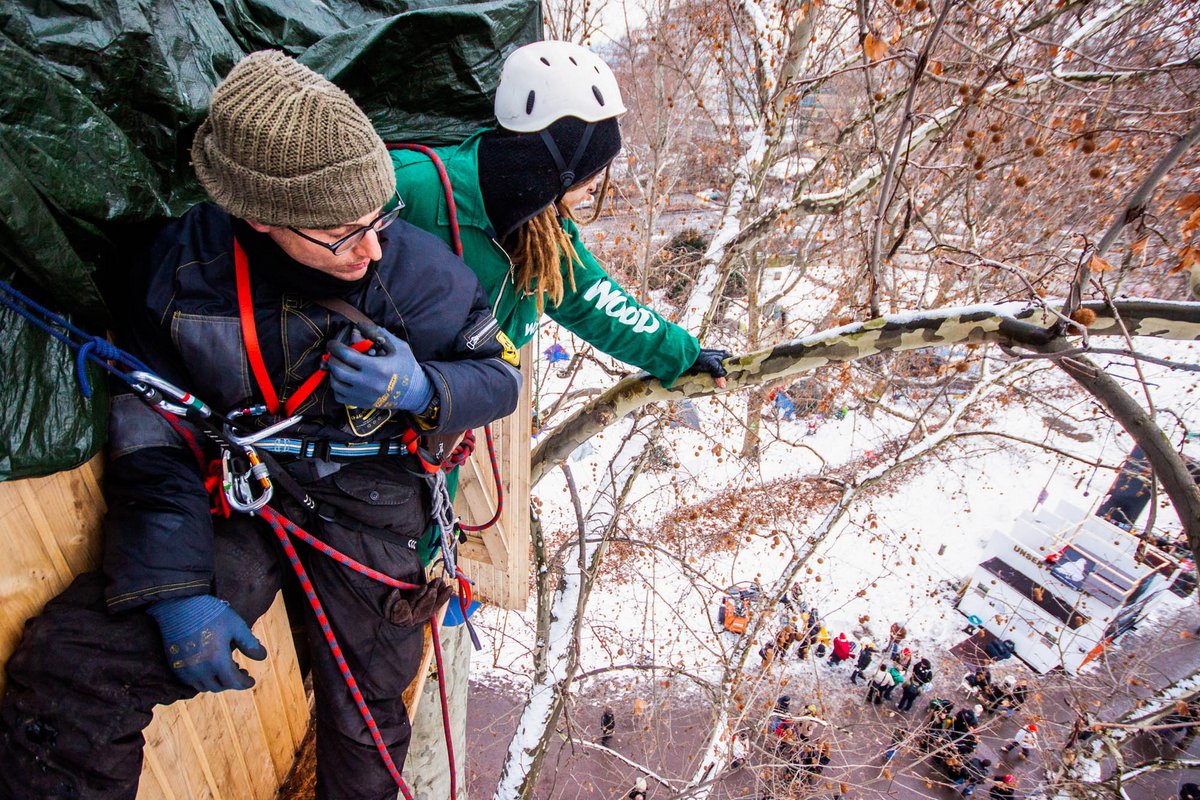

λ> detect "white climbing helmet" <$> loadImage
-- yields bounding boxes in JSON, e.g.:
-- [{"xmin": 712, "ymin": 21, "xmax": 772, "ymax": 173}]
[{"xmin": 494, "ymin": 41, "xmax": 626, "ymax": 132}]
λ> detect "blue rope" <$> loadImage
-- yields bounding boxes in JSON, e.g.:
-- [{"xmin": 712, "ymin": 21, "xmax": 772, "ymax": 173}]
[{"xmin": 0, "ymin": 278, "xmax": 150, "ymax": 398}]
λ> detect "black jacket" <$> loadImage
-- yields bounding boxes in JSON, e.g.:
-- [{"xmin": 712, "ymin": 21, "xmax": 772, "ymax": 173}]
[
  {"xmin": 856, "ymin": 646, "xmax": 874, "ymax": 670},
  {"xmin": 103, "ymin": 204, "xmax": 520, "ymax": 611},
  {"xmin": 964, "ymin": 757, "xmax": 991, "ymax": 783}
]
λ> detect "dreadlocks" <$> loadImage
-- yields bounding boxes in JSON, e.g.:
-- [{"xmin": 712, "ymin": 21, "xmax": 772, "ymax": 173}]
[
  {"xmin": 508, "ymin": 164, "xmax": 613, "ymax": 312},
  {"xmin": 509, "ymin": 206, "xmax": 581, "ymax": 313}
]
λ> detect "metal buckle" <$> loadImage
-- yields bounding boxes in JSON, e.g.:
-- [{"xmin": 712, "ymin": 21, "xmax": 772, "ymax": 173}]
[{"xmin": 301, "ymin": 438, "xmax": 332, "ymax": 460}]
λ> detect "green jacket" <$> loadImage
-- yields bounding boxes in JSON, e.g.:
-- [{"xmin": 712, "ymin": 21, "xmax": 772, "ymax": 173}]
[{"xmin": 391, "ymin": 132, "xmax": 700, "ymax": 386}]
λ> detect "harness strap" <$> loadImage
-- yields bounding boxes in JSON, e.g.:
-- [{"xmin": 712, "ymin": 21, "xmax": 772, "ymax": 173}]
[
  {"xmin": 234, "ymin": 239, "xmax": 282, "ymax": 414},
  {"xmin": 236, "ymin": 239, "xmax": 375, "ymax": 417},
  {"xmin": 313, "ymin": 296, "xmax": 377, "ymax": 328}
]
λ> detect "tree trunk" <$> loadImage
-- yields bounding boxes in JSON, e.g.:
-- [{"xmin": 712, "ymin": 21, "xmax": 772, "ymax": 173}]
[{"xmin": 407, "ymin": 624, "xmax": 472, "ymax": 799}]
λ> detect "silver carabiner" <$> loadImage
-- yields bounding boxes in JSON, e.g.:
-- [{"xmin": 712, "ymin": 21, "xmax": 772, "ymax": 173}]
[
  {"xmin": 225, "ymin": 414, "xmax": 304, "ymax": 446},
  {"xmin": 221, "ymin": 448, "xmax": 273, "ymax": 514},
  {"xmin": 128, "ymin": 370, "xmax": 214, "ymax": 418}
]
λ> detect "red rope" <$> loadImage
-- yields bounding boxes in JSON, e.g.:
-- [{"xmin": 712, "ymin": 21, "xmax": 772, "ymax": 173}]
[
  {"xmin": 457, "ymin": 425, "xmax": 503, "ymax": 532},
  {"xmin": 386, "ymin": 143, "xmax": 463, "ymax": 258},
  {"xmin": 260, "ymin": 507, "xmax": 417, "ymax": 800},
  {"xmin": 150, "ymin": 406, "xmax": 458, "ymax": 797},
  {"xmin": 387, "ymin": 141, "xmax": 505, "ymax": 533}
]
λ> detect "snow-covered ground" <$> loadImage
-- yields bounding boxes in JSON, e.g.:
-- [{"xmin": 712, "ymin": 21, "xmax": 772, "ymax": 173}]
[{"xmin": 472, "ymin": 318, "xmax": 1199, "ymax": 691}]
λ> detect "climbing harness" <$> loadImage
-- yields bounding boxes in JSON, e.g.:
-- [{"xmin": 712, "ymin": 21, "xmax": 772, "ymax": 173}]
[
  {"xmin": 233, "ymin": 237, "xmax": 480, "ymax": 576},
  {"xmin": 0, "ymin": 277, "xmax": 465, "ymax": 800}
]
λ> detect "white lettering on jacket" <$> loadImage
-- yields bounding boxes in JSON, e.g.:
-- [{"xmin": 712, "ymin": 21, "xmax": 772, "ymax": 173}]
[{"xmin": 582, "ymin": 280, "xmax": 661, "ymax": 334}]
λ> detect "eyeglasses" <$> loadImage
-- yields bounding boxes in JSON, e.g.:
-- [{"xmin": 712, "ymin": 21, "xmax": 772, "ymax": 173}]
[{"xmin": 288, "ymin": 192, "xmax": 405, "ymax": 256}]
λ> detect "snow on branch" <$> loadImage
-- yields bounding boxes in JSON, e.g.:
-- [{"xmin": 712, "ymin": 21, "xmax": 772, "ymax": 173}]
[{"xmin": 688, "ymin": 55, "xmax": 1192, "ymax": 285}]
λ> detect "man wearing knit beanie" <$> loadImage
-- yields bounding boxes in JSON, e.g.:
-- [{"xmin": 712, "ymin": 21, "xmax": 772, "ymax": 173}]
[
  {"xmin": 0, "ymin": 51, "xmax": 520, "ymax": 800},
  {"xmin": 192, "ymin": 50, "xmax": 395, "ymax": 232}
]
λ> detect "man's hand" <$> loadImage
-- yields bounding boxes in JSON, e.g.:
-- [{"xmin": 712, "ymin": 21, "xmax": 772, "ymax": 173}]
[
  {"xmin": 326, "ymin": 325, "xmax": 435, "ymax": 412},
  {"xmin": 148, "ymin": 595, "xmax": 267, "ymax": 692},
  {"xmin": 690, "ymin": 347, "xmax": 731, "ymax": 389}
]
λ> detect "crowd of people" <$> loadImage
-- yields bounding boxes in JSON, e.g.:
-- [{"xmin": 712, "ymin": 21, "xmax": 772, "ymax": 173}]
[
  {"xmin": 747, "ymin": 604, "xmax": 1053, "ymax": 798},
  {"xmin": 604, "ymin": 611, "xmax": 1200, "ymax": 800},
  {"xmin": 614, "ymin": 591, "xmax": 1200, "ymax": 799}
]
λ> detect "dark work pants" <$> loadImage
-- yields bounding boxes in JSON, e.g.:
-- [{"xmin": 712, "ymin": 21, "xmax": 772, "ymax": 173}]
[{"xmin": 0, "ymin": 504, "xmax": 426, "ymax": 800}]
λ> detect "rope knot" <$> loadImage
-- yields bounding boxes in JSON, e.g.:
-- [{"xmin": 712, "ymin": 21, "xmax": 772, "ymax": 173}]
[{"xmin": 76, "ymin": 338, "xmax": 122, "ymax": 397}]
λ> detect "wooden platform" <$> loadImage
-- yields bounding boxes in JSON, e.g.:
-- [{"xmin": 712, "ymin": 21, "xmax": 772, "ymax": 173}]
[
  {"xmin": 455, "ymin": 356, "xmax": 533, "ymax": 610},
  {"xmin": 0, "ymin": 458, "xmax": 308, "ymax": 800}
]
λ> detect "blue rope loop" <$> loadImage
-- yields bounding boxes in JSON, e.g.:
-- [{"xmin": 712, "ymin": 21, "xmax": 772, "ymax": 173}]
[
  {"xmin": 76, "ymin": 338, "xmax": 123, "ymax": 397},
  {"xmin": 0, "ymin": 278, "xmax": 151, "ymax": 397}
]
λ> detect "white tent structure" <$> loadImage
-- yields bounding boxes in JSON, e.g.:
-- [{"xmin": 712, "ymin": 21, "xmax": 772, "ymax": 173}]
[{"xmin": 957, "ymin": 498, "xmax": 1182, "ymax": 674}]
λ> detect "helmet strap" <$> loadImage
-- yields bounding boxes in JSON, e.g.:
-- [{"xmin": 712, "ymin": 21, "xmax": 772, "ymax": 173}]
[{"xmin": 540, "ymin": 123, "xmax": 597, "ymax": 200}]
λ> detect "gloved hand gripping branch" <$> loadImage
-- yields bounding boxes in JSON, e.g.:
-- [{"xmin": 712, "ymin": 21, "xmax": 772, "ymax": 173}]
[
  {"xmin": 148, "ymin": 595, "xmax": 267, "ymax": 693},
  {"xmin": 326, "ymin": 323, "xmax": 435, "ymax": 412},
  {"xmin": 690, "ymin": 347, "xmax": 731, "ymax": 388}
]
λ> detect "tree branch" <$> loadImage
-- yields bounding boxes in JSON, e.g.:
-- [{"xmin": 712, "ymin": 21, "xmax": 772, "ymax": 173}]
[
  {"xmin": 1047, "ymin": 338, "xmax": 1200, "ymax": 575},
  {"xmin": 1064, "ymin": 119, "xmax": 1200, "ymax": 318},
  {"xmin": 531, "ymin": 299, "xmax": 1200, "ymax": 485}
]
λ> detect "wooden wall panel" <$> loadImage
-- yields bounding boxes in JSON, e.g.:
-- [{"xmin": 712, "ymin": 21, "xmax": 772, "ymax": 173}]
[
  {"xmin": 455, "ymin": 352, "xmax": 532, "ymax": 610},
  {"xmin": 0, "ymin": 459, "xmax": 306, "ymax": 800}
]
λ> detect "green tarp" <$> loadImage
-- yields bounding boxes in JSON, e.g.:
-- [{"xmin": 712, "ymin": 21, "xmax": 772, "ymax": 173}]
[{"xmin": 0, "ymin": 0, "xmax": 540, "ymax": 481}]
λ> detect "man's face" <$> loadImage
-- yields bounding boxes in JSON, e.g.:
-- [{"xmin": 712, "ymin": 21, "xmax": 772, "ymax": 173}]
[{"xmin": 248, "ymin": 204, "xmax": 385, "ymax": 281}]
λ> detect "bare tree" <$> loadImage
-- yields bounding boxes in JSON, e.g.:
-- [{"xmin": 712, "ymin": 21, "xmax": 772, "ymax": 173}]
[{"xmin": 483, "ymin": 1, "xmax": 1200, "ymax": 798}]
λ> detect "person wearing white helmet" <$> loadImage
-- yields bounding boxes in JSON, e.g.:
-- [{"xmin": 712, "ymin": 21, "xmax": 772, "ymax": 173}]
[{"xmin": 392, "ymin": 40, "xmax": 730, "ymax": 389}]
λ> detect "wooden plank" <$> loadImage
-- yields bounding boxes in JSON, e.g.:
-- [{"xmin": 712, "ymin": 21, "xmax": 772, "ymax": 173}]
[
  {"xmin": 0, "ymin": 459, "xmax": 307, "ymax": 800},
  {"xmin": 246, "ymin": 595, "xmax": 305, "ymax": 783},
  {"xmin": 140, "ymin": 740, "xmax": 181, "ymax": 800},
  {"xmin": 455, "ymin": 351, "xmax": 532, "ymax": 610},
  {"xmin": 258, "ymin": 592, "xmax": 309, "ymax": 759},
  {"xmin": 177, "ymin": 704, "xmax": 226, "ymax": 800},
  {"xmin": 0, "ymin": 461, "xmax": 105, "ymax": 699},
  {"xmin": 215, "ymin": 693, "xmax": 272, "ymax": 800},
  {"xmin": 142, "ymin": 708, "xmax": 210, "ymax": 800}
]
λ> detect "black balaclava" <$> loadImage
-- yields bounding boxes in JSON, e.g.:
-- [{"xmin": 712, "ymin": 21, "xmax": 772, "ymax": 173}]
[{"xmin": 478, "ymin": 116, "xmax": 621, "ymax": 239}]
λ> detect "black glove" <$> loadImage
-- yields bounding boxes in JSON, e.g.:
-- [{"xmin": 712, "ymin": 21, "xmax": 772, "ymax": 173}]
[
  {"xmin": 385, "ymin": 580, "xmax": 456, "ymax": 627},
  {"xmin": 690, "ymin": 348, "xmax": 731, "ymax": 379}
]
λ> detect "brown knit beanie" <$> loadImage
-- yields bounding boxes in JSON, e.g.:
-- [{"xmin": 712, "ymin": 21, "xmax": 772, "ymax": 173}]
[{"xmin": 192, "ymin": 50, "xmax": 395, "ymax": 228}]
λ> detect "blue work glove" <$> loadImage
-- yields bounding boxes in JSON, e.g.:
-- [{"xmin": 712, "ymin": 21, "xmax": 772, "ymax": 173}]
[
  {"xmin": 147, "ymin": 595, "xmax": 267, "ymax": 693},
  {"xmin": 326, "ymin": 324, "xmax": 434, "ymax": 412}
]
